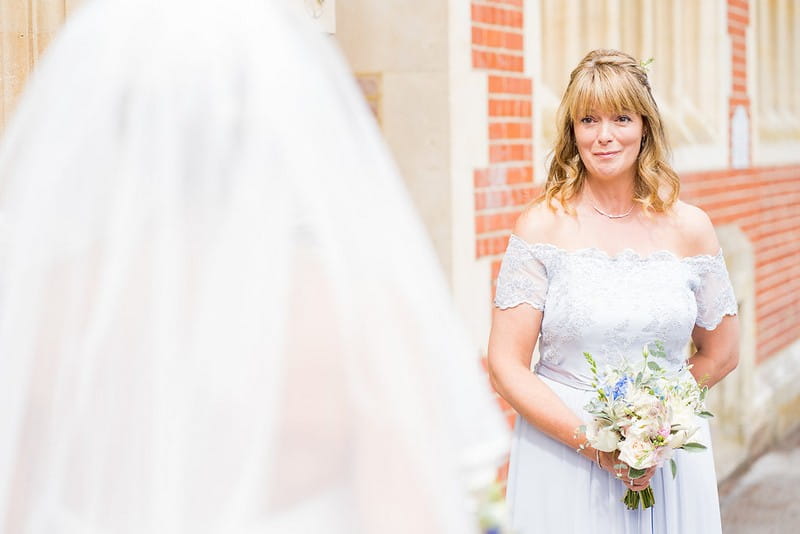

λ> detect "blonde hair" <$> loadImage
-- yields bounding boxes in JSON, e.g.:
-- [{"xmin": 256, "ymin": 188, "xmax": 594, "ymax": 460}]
[{"xmin": 541, "ymin": 49, "xmax": 679, "ymax": 213}]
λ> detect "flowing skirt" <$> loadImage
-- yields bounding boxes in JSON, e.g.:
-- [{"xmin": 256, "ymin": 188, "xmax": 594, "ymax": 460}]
[{"xmin": 506, "ymin": 375, "xmax": 722, "ymax": 534}]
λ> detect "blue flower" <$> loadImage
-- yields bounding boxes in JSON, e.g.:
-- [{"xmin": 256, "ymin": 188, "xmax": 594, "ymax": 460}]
[{"xmin": 611, "ymin": 376, "xmax": 632, "ymax": 400}]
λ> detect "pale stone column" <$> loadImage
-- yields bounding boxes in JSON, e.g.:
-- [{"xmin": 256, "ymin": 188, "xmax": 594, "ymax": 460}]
[
  {"xmin": 709, "ymin": 225, "xmax": 757, "ymax": 480},
  {"xmin": 335, "ymin": 1, "xmax": 500, "ymax": 342},
  {"xmin": 335, "ymin": 0, "xmax": 452, "ymax": 275},
  {"xmin": 0, "ymin": 0, "xmax": 82, "ymax": 133}
]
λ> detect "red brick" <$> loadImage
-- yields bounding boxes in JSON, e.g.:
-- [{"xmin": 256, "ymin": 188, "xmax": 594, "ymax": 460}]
[
  {"xmin": 476, "ymin": 210, "xmax": 522, "ymax": 234},
  {"xmin": 489, "ymin": 142, "xmax": 533, "ymax": 163},
  {"xmin": 728, "ymin": 10, "xmax": 749, "ymax": 26},
  {"xmin": 757, "ymin": 272, "xmax": 800, "ymax": 301},
  {"xmin": 741, "ymin": 206, "xmax": 800, "ymax": 233},
  {"xmin": 491, "ymin": 258, "xmax": 503, "ymax": 280},
  {"xmin": 752, "ymin": 216, "xmax": 800, "ymax": 240},
  {"xmin": 757, "ymin": 253, "xmax": 800, "ymax": 278},
  {"xmin": 732, "ymin": 66, "xmax": 747, "ymax": 80},
  {"xmin": 472, "ymin": 27, "xmax": 524, "ymax": 50},
  {"xmin": 728, "ymin": 0, "xmax": 749, "ymax": 13},
  {"xmin": 473, "ymin": 50, "xmax": 525, "ymax": 72},
  {"xmin": 471, "ymin": 4, "xmax": 524, "ymax": 28},
  {"xmin": 475, "ymin": 185, "xmax": 537, "ymax": 211},
  {"xmin": 489, "ymin": 121, "xmax": 533, "ymax": 139},
  {"xmin": 759, "ymin": 326, "xmax": 800, "ymax": 363},
  {"xmin": 474, "ymin": 166, "xmax": 535, "ymax": 187},
  {"xmin": 488, "ymin": 98, "xmax": 532, "ymax": 117},
  {"xmin": 756, "ymin": 246, "xmax": 800, "ymax": 269},
  {"xmin": 757, "ymin": 279, "xmax": 800, "ymax": 310},
  {"xmin": 485, "ymin": 0, "xmax": 524, "ymax": 8},
  {"xmin": 488, "ymin": 75, "xmax": 532, "ymax": 95},
  {"xmin": 476, "ymin": 234, "xmax": 512, "ymax": 258},
  {"xmin": 728, "ymin": 22, "xmax": 746, "ymax": 36},
  {"xmin": 758, "ymin": 318, "xmax": 800, "ymax": 347}
]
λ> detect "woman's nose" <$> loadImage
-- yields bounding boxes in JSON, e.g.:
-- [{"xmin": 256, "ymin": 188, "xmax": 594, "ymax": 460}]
[{"xmin": 598, "ymin": 120, "xmax": 614, "ymax": 143}]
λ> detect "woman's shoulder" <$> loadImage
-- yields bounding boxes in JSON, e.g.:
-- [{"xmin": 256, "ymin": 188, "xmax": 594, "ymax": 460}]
[
  {"xmin": 669, "ymin": 200, "xmax": 720, "ymax": 257},
  {"xmin": 512, "ymin": 199, "xmax": 570, "ymax": 245}
]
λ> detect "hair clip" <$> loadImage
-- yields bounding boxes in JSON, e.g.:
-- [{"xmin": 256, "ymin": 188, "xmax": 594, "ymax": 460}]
[{"xmin": 639, "ymin": 57, "xmax": 654, "ymax": 73}]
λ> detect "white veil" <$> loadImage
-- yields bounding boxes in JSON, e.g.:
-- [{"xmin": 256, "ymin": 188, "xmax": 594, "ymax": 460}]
[{"xmin": 0, "ymin": 0, "xmax": 508, "ymax": 532}]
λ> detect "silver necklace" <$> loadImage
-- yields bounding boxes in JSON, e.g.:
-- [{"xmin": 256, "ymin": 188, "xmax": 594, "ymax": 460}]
[{"xmin": 592, "ymin": 203, "xmax": 634, "ymax": 219}]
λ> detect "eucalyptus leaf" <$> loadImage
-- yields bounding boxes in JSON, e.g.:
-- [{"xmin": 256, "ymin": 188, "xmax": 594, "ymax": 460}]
[
  {"xmin": 682, "ymin": 442, "xmax": 707, "ymax": 451},
  {"xmin": 670, "ymin": 458, "xmax": 677, "ymax": 478},
  {"xmin": 628, "ymin": 467, "xmax": 647, "ymax": 478}
]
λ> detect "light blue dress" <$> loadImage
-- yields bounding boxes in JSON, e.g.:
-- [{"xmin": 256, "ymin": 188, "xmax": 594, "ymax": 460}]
[{"xmin": 495, "ymin": 234, "xmax": 738, "ymax": 534}]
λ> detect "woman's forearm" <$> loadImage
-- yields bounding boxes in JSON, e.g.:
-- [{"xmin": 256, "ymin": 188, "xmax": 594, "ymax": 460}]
[
  {"xmin": 688, "ymin": 348, "xmax": 737, "ymax": 388},
  {"xmin": 489, "ymin": 358, "xmax": 592, "ymax": 459}
]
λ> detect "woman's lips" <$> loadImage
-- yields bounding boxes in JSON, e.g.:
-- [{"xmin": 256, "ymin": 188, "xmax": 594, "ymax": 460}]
[{"xmin": 594, "ymin": 151, "xmax": 620, "ymax": 158}]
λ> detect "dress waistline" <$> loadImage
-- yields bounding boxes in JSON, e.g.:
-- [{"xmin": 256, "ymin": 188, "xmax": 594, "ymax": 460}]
[{"xmin": 534, "ymin": 361, "xmax": 595, "ymax": 391}]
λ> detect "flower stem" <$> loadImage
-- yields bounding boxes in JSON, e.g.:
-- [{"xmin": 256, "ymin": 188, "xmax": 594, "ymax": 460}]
[{"xmin": 623, "ymin": 487, "xmax": 655, "ymax": 510}]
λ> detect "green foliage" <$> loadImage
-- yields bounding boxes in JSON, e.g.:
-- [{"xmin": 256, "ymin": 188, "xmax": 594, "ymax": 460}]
[{"xmin": 682, "ymin": 442, "xmax": 707, "ymax": 452}]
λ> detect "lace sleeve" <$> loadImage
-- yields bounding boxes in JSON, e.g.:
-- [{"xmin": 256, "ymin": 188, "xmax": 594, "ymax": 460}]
[
  {"xmin": 689, "ymin": 251, "xmax": 738, "ymax": 330},
  {"xmin": 494, "ymin": 235, "xmax": 548, "ymax": 311}
]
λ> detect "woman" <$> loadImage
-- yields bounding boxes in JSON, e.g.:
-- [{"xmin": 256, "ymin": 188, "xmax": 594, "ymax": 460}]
[
  {"xmin": 488, "ymin": 49, "xmax": 739, "ymax": 533},
  {"xmin": 0, "ymin": 0, "xmax": 508, "ymax": 532}
]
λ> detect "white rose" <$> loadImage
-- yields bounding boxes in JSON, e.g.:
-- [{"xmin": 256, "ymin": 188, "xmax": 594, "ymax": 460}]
[
  {"xmin": 625, "ymin": 417, "xmax": 660, "ymax": 439},
  {"xmin": 651, "ymin": 444, "xmax": 675, "ymax": 467},
  {"xmin": 586, "ymin": 419, "xmax": 621, "ymax": 452},
  {"xmin": 628, "ymin": 389, "xmax": 665, "ymax": 420},
  {"xmin": 668, "ymin": 400, "xmax": 697, "ymax": 431},
  {"xmin": 618, "ymin": 437, "xmax": 656, "ymax": 470}
]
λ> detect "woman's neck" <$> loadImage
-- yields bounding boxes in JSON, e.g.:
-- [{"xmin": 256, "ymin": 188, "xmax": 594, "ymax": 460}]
[{"xmin": 582, "ymin": 177, "xmax": 635, "ymax": 214}]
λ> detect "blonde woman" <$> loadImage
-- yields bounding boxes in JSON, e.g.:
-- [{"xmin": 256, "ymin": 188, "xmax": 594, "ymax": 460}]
[{"xmin": 488, "ymin": 49, "xmax": 739, "ymax": 533}]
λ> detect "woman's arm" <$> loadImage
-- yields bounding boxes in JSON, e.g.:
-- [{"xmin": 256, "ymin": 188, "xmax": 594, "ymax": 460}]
[
  {"xmin": 487, "ymin": 303, "xmax": 655, "ymax": 490},
  {"xmin": 689, "ymin": 316, "xmax": 739, "ymax": 388},
  {"xmin": 678, "ymin": 201, "xmax": 741, "ymax": 388},
  {"xmin": 487, "ymin": 304, "xmax": 587, "ymax": 453}
]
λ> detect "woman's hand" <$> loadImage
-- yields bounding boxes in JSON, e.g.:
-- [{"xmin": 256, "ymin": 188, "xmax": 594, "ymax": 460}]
[{"xmin": 597, "ymin": 450, "xmax": 656, "ymax": 491}]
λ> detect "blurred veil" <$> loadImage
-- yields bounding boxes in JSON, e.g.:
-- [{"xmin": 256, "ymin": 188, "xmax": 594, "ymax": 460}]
[{"xmin": 0, "ymin": 0, "xmax": 508, "ymax": 532}]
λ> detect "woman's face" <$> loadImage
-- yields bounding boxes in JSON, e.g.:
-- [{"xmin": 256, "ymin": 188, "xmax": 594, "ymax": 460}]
[{"xmin": 573, "ymin": 110, "xmax": 643, "ymax": 183}]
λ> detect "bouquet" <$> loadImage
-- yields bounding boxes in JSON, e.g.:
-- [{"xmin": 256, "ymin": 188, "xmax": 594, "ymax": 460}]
[
  {"xmin": 476, "ymin": 481, "xmax": 512, "ymax": 534},
  {"xmin": 579, "ymin": 341, "xmax": 713, "ymax": 510}
]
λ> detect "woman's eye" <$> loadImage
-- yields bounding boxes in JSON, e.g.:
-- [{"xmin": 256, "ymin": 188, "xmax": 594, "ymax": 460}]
[
  {"xmin": 617, "ymin": 115, "xmax": 632, "ymax": 122},
  {"xmin": 580, "ymin": 116, "xmax": 594, "ymax": 124}
]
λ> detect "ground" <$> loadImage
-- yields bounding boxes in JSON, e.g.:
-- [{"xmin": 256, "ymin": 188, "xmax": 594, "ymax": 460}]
[{"xmin": 720, "ymin": 426, "xmax": 800, "ymax": 533}]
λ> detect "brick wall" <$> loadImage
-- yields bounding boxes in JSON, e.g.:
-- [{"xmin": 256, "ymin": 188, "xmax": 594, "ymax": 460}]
[
  {"xmin": 471, "ymin": 0, "xmax": 536, "ymax": 283},
  {"xmin": 682, "ymin": 165, "xmax": 800, "ymax": 363},
  {"xmin": 471, "ymin": 0, "xmax": 534, "ymax": 488},
  {"xmin": 684, "ymin": 1, "xmax": 800, "ymax": 364},
  {"xmin": 727, "ymin": 0, "xmax": 750, "ymax": 162}
]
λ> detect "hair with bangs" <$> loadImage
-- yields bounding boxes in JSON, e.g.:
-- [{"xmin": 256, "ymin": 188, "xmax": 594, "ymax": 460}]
[{"xmin": 540, "ymin": 49, "xmax": 680, "ymax": 213}]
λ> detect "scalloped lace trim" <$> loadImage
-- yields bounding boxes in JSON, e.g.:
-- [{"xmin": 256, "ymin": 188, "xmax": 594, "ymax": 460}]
[
  {"xmin": 696, "ymin": 309, "xmax": 738, "ymax": 331},
  {"xmin": 494, "ymin": 298, "xmax": 545, "ymax": 311}
]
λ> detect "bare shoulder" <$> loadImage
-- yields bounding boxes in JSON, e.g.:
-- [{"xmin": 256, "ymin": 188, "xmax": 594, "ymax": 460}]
[
  {"xmin": 671, "ymin": 200, "xmax": 720, "ymax": 256},
  {"xmin": 512, "ymin": 200, "xmax": 565, "ymax": 245}
]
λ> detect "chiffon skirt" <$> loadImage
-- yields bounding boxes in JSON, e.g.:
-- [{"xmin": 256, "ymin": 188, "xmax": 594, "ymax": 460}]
[{"xmin": 506, "ymin": 375, "xmax": 722, "ymax": 534}]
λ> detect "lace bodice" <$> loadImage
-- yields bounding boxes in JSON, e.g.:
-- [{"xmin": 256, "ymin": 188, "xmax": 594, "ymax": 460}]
[{"xmin": 494, "ymin": 234, "xmax": 738, "ymax": 390}]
